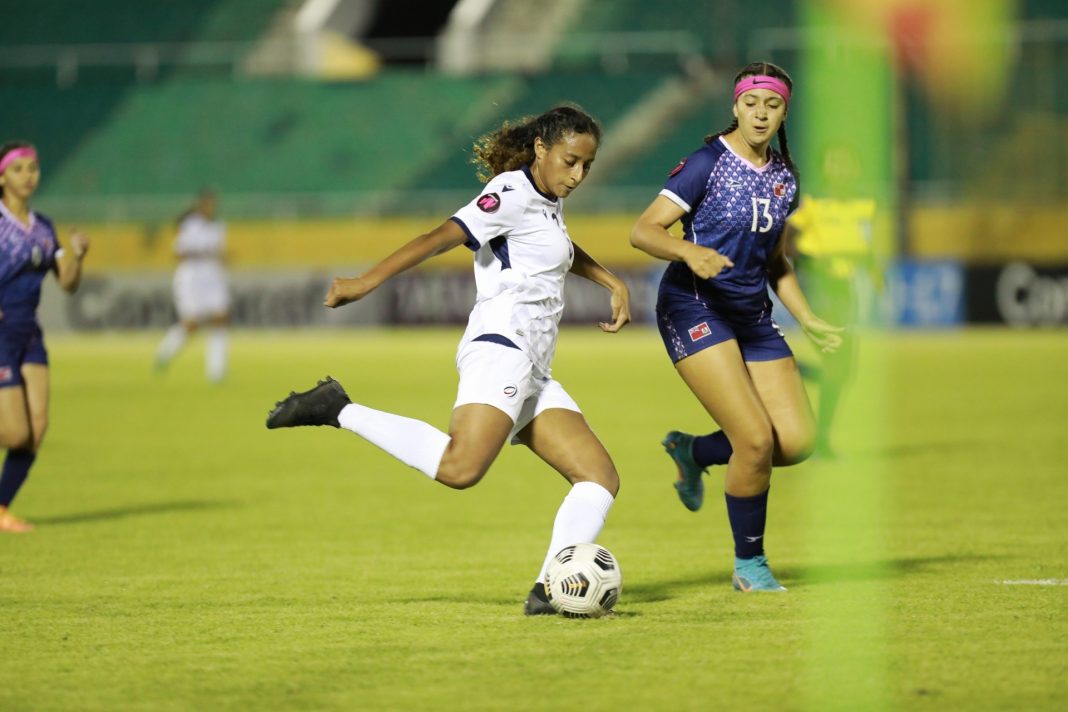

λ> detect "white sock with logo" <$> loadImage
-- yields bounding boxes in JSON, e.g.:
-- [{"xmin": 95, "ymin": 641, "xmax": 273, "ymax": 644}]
[
  {"xmin": 337, "ymin": 403, "xmax": 450, "ymax": 479},
  {"xmin": 155, "ymin": 325, "xmax": 187, "ymax": 365},
  {"xmin": 206, "ymin": 328, "xmax": 228, "ymax": 382},
  {"xmin": 535, "ymin": 481, "xmax": 615, "ymax": 584}
]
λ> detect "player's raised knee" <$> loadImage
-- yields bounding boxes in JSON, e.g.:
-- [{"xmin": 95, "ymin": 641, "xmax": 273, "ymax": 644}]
[
  {"xmin": 780, "ymin": 429, "xmax": 817, "ymax": 465},
  {"xmin": 434, "ymin": 442, "xmax": 492, "ymax": 490},
  {"xmin": 434, "ymin": 460, "xmax": 489, "ymax": 490},
  {"xmin": 0, "ymin": 423, "xmax": 32, "ymax": 451},
  {"xmin": 732, "ymin": 428, "xmax": 774, "ymax": 467}
]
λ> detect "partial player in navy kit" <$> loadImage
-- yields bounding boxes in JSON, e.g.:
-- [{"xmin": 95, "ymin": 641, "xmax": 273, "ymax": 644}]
[
  {"xmin": 630, "ymin": 63, "xmax": 842, "ymax": 591},
  {"xmin": 0, "ymin": 142, "xmax": 89, "ymax": 533},
  {"xmin": 265, "ymin": 106, "xmax": 631, "ymax": 615}
]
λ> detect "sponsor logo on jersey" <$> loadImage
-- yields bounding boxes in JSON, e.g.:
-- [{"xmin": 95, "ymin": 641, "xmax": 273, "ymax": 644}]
[
  {"xmin": 668, "ymin": 159, "xmax": 687, "ymax": 177},
  {"xmin": 0, "ymin": 366, "xmax": 12, "ymax": 383},
  {"xmin": 477, "ymin": 193, "xmax": 501, "ymax": 213},
  {"xmin": 31, "ymin": 245, "xmax": 43, "ymax": 268},
  {"xmin": 774, "ymin": 182, "xmax": 786, "ymax": 198},
  {"xmin": 725, "ymin": 178, "xmax": 744, "ymax": 190},
  {"xmin": 688, "ymin": 322, "xmax": 712, "ymax": 341},
  {"xmin": 503, "ymin": 384, "xmax": 518, "ymax": 398}
]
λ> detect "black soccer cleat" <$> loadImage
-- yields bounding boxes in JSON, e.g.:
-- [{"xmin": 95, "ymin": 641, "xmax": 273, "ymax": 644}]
[
  {"xmin": 523, "ymin": 582, "xmax": 557, "ymax": 616},
  {"xmin": 266, "ymin": 377, "xmax": 351, "ymax": 429}
]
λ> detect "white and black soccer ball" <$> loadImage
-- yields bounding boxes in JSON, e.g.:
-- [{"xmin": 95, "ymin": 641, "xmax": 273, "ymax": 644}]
[{"xmin": 545, "ymin": 543, "xmax": 622, "ymax": 618}]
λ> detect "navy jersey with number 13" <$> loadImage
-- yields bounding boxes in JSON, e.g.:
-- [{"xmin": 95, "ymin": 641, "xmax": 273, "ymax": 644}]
[
  {"xmin": 659, "ymin": 136, "xmax": 799, "ymax": 316},
  {"xmin": 0, "ymin": 202, "xmax": 60, "ymax": 324}
]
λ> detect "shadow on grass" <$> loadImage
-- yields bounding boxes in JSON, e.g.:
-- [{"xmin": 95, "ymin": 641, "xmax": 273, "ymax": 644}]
[
  {"xmin": 623, "ymin": 569, "xmax": 731, "ymax": 603},
  {"xmin": 33, "ymin": 499, "xmax": 240, "ymax": 526},
  {"xmin": 778, "ymin": 553, "xmax": 1002, "ymax": 586},
  {"xmin": 400, "ymin": 593, "xmax": 645, "ymax": 617},
  {"xmin": 836, "ymin": 439, "xmax": 985, "ymax": 462},
  {"xmin": 613, "ymin": 553, "xmax": 1001, "ymax": 600}
]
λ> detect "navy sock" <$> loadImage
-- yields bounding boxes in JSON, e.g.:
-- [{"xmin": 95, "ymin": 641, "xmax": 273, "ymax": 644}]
[
  {"xmin": 725, "ymin": 489, "xmax": 769, "ymax": 559},
  {"xmin": 0, "ymin": 449, "xmax": 36, "ymax": 508},
  {"xmin": 692, "ymin": 430, "xmax": 733, "ymax": 467}
]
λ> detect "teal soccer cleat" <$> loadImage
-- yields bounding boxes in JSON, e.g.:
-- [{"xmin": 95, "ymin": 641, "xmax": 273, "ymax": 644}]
[
  {"xmin": 732, "ymin": 555, "xmax": 787, "ymax": 592},
  {"xmin": 662, "ymin": 431, "xmax": 707, "ymax": 512}
]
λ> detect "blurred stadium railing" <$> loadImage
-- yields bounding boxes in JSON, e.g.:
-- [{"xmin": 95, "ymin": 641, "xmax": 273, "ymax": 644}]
[{"xmin": 2, "ymin": 0, "xmax": 1064, "ymax": 330}]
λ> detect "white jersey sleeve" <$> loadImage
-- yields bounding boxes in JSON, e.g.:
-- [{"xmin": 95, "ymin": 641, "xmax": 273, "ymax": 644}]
[{"xmin": 449, "ymin": 178, "xmax": 526, "ymax": 251}]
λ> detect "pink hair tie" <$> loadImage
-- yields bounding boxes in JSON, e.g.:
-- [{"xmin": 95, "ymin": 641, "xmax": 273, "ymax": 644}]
[
  {"xmin": 733, "ymin": 75, "xmax": 791, "ymax": 104},
  {"xmin": 0, "ymin": 147, "xmax": 38, "ymax": 175}
]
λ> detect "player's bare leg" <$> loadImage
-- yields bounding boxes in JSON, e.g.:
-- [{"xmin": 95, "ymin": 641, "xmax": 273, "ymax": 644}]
[
  {"xmin": 674, "ymin": 342, "xmax": 786, "ymax": 591},
  {"xmin": 746, "ymin": 357, "xmax": 817, "ymax": 467},
  {"xmin": 155, "ymin": 319, "xmax": 198, "ymax": 372},
  {"xmin": 205, "ymin": 312, "xmax": 229, "ymax": 383},
  {"xmin": 516, "ymin": 409, "xmax": 619, "ymax": 614},
  {"xmin": 433, "ymin": 404, "xmax": 513, "ymax": 489},
  {"xmin": 267, "ymin": 379, "xmax": 513, "ymax": 488},
  {"xmin": 0, "ymin": 365, "xmax": 49, "ymax": 533}
]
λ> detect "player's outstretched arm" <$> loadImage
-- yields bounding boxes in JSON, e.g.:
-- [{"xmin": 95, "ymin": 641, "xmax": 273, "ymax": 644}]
[
  {"xmin": 569, "ymin": 242, "xmax": 631, "ymax": 332},
  {"xmin": 56, "ymin": 229, "xmax": 89, "ymax": 293},
  {"xmin": 768, "ymin": 229, "xmax": 843, "ymax": 354},
  {"xmin": 630, "ymin": 196, "xmax": 733, "ymax": 279},
  {"xmin": 325, "ymin": 220, "xmax": 467, "ymax": 308}
]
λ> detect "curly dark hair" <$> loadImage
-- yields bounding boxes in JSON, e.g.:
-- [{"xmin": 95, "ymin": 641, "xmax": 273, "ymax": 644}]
[{"xmin": 471, "ymin": 104, "xmax": 601, "ymax": 183}]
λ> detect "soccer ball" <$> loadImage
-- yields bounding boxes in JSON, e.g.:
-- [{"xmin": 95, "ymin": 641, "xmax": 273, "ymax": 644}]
[{"xmin": 545, "ymin": 543, "xmax": 622, "ymax": 618}]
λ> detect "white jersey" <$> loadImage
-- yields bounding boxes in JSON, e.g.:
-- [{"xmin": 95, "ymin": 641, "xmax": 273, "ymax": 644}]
[
  {"xmin": 172, "ymin": 213, "xmax": 229, "ymax": 320},
  {"xmin": 450, "ymin": 166, "xmax": 575, "ymax": 378},
  {"xmin": 175, "ymin": 213, "xmax": 226, "ymax": 263}
]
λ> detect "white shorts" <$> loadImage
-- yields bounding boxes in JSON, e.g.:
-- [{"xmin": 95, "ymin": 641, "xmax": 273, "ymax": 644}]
[
  {"xmin": 174, "ymin": 262, "xmax": 231, "ymax": 322},
  {"xmin": 453, "ymin": 340, "xmax": 581, "ymax": 444}
]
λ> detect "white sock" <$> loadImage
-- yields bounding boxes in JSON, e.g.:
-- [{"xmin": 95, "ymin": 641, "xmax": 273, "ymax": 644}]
[
  {"xmin": 535, "ymin": 481, "xmax": 615, "ymax": 584},
  {"xmin": 206, "ymin": 328, "xmax": 228, "ymax": 382},
  {"xmin": 156, "ymin": 325, "xmax": 187, "ymax": 365},
  {"xmin": 337, "ymin": 403, "xmax": 450, "ymax": 479}
]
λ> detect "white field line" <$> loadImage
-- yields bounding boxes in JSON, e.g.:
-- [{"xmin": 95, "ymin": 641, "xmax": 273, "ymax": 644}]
[{"xmin": 994, "ymin": 579, "xmax": 1068, "ymax": 586}]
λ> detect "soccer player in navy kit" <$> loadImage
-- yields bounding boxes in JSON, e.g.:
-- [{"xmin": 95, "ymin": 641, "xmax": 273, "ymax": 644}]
[
  {"xmin": 630, "ymin": 63, "xmax": 842, "ymax": 591},
  {"xmin": 265, "ymin": 106, "xmax": 631, "ymax": 615},
  {"xmin": 0, "ymin": 142, "xmax": 89, "ymax": 533}
]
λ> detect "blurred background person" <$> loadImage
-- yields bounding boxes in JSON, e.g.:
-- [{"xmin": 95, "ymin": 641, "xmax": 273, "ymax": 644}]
[
  {"xmin": 154, "ymin": 189, "xmax": 230, "ymax": 383},
  {"xmin": 0, "ymin": 142, "xmax": 88, "ymax": 532},
  {"xmin": 783, "ymin": 145, "xmax": 880, "ymax": 459}
]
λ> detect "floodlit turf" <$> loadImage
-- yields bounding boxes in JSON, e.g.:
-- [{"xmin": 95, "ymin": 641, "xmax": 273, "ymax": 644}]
[{"xmin": 1, "ymin": 327, "xmax": 1065, "ymax": 711}]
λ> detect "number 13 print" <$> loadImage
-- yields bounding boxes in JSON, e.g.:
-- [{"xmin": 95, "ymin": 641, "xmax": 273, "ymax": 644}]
[{"xmin": 750, "ymin": 197, "xmax": 773, "ymax": 233}]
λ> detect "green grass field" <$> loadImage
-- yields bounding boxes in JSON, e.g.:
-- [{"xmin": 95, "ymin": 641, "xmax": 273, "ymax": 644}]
[{"xmin": 1, "ymin": 327, "xmax": 1065, "ymax": 711}]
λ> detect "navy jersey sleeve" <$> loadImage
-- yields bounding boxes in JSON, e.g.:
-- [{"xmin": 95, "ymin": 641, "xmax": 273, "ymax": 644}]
[{"xmin": 660, "ymin": 144, "xmax": 720, "ymax": 213}]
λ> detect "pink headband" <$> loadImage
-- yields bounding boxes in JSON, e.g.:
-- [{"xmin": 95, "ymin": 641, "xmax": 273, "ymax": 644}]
[
  {"xmin": 0, "ymin": 147, "xmax": 38, "ymax": 174},
  {"xmin": 733, "ymin": 75, "xmax": 791, "ymax": 104}
]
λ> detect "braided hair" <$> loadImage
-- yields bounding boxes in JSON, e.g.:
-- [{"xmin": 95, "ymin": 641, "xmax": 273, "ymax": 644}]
[
  {"xmin": 705, "ymin": 61, "xmax": 798, "ymax": 179},
  {"xmin": 472, "ymin": 104, "xmax": 601, "ymax": 183}
]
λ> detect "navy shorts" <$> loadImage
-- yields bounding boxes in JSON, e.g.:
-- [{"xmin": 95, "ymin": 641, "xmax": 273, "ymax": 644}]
[
  {"xmin": 0, "ymin": 321, "xmax": 49, "ymax": 388},
  {"xmin": 656, "ymin": 283, "xmax": 792, "ymax": 364}
]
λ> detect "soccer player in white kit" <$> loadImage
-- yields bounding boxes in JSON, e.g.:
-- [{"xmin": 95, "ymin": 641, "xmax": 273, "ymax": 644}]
[
  {"xmin": 154, "ymin": 189, "xmax": 230, "ymax": 382},
  {"xmin": 265, "ymin": 105, "xmax": 631, "ymax": 615}
]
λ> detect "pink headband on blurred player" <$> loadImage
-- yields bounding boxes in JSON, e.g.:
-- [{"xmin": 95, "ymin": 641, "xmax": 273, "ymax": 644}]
[
  {"xmin": 0, "ymin": 147, "xmax": 38, "ymax": 174},
  {"xmin": 733, "ymin": 75, "xmax": 791, "ymax": 104}
]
